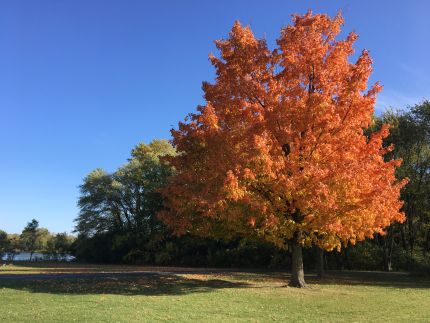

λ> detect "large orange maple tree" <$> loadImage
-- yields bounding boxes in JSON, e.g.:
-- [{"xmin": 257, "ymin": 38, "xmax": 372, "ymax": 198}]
[{"xmin": 159, "ymin": 12, "xmax": 407, "ymax": 287}]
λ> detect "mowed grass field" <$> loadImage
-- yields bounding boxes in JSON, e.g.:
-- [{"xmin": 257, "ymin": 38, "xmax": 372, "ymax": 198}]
[{"xmin": 0, "ymin": 263, "xmax": 429, "ymax": 322}]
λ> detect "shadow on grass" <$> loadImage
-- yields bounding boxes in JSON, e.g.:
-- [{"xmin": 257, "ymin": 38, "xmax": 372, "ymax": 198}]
[
  {"xmin": 199, "ymin": 269, "xmax": 430, "ymax": 289},
  {"xmin": 0, "ymin": 273, "xmax": 251, "ymax": 296},
  {"xmin": 304, "ymin": 270, "xmax": 430, "ymax": 289},
  {"xmin": 2, "ymin": 262, "xmax": 429, "ymax": 293}
]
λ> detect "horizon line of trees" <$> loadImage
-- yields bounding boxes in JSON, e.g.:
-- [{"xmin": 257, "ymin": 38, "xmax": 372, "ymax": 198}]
[
  {"xmin": 0, "ymin": 219, "xmax": 75, "ymax": 261},
  {"xmin": 72, "ymin": 101, "xmax": 430, "ymax": 274}
]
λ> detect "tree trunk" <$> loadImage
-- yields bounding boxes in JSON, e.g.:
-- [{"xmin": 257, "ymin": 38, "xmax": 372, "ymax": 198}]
[
  {"xmin": 408, "ymin": 218, "xmax": 415, "ymax": 259},
  {"xmin": 383, "ymin": 226, "xmax": 394, "ymax": 271},
  {"xmin": 324, "ymin": 250, "xmax": 329, "ymax": 270},
  {"xmin": 382, "ymin": 239, "xmax": 392, "ymax": 271},
  {"xmin": 289, "ymin": 241, "xmax": 307, "ymax": 288},
  {"xmin": 335, "ymin": 251, "xmax": 343, "ymax": 270},
  {"xmin": 426, "ymin": 229, "xmax": 430, "ymax": 254},
  {"xmin": 400, "ymin": 224, "xmax": 407, "ymax": 251},
  {"xmin": 344, "ymin": 248, "xmax": 352, "ymax": 270},
  {"xmin": 30, "ymin": 251, "xmax": 34, "ymax": 262},
  {"xmin": 316, "ymin": 247, "xmax": 325, "ymax": 278}
]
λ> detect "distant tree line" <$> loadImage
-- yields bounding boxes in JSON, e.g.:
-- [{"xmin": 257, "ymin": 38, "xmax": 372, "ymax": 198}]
[
  {"xmin": 352, "ymin": 101, "xmax": 430, "ymax": 273},
  {"xmin": 0, "ymin": 219, "xmax": 75, "ymax": 261},
  {"xmin": 71, "ymin": 103, "xmax": 430, "ymax": 274}
]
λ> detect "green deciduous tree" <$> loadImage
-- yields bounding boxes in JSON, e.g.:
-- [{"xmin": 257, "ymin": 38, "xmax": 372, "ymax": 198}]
[
  {"xmin": 20, "ymin": 219, "xmax": 40, "ymax": 261},
  {"xmin": 74, "ymin": 139, "xmax": 176, "ymax": 262},
  {"xmin": 376, "ymin": 101, "xmax": 430, "ymax": 269},
  {"xmin": 45, "ymin": 233, "xmax": 75, "ymax": 260},
  {"xmin": 0, "ymin": 230, "xmax": 9, "ymax": 260},
  {"xmin": 5, "ymin": 234, "xmax": 21, "ymax": 261}
]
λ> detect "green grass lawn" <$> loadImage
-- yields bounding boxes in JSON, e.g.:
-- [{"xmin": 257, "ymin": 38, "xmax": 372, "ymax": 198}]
[{"xmin": 0, "ymin": 263, "xmax": 429, "ymax": 322}]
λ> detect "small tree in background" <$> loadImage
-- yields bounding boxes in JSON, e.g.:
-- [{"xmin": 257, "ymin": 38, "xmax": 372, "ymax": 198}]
[
  {"xmin": 160, "ymin": 12, "xmax": 407, "ymax": 287},
  {"xmin": 21, "ymin": 219, "xmax": 40, "ymax": 261},
  {"xmin": 0, "ymin": 230, "xmax": 9, "ymax": 261},
  {"xmin": 46, "ymin": 233, "xmax": 74, "ymax": 260},
  {"xmin": 5, "ymin": 234, "xmax": 21, "ymax": 261}
]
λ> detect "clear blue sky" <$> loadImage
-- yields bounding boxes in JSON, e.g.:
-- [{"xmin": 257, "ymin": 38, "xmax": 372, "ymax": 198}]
[{"xmin": 1, "ymin": 0, "xmax": 429, "ymax": 234}]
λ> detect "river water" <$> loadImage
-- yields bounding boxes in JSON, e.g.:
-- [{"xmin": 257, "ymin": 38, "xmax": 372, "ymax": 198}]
[{"xmin": 1, "ymin": 252, "xmax": 75, "ymax": 262}]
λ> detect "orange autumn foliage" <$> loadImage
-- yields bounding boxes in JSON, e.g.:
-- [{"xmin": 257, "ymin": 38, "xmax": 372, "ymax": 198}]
[{"xmin": 159, "ymin": 12, "xmax": 407, "ymax": 251}]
